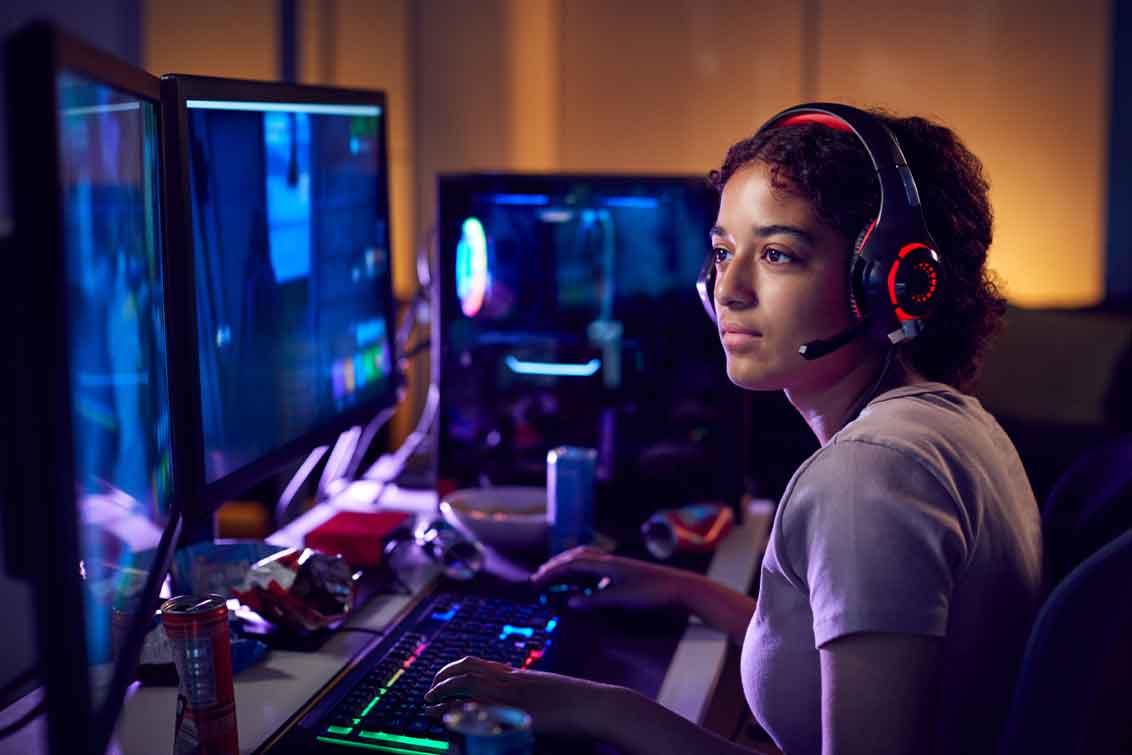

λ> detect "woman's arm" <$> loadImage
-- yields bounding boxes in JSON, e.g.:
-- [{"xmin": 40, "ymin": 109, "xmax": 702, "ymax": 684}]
[
  {"xmin": 531, "ymin": 547, "xmax": 758, "ymax": 645},
  {"xmin": 425, "ymin": 658, "xmax": 771, "ymax": 752},
  {"xmin": 671, "ymin": 569, "xmax": 758, "ymax": 646},
  {"xmin": 591, "ymin": 684, "xmax": 774, "ymax": 755},
  {"xmin": 819, "ymin": 632, "xmax": 943, "ymax": 755}
]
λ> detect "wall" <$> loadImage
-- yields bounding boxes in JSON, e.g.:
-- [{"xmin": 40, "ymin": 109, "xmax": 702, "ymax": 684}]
[
  {"xmin": 814, "ymin": 0, "xmax": 1110, "ymax": 308},
  {"xmin": 407, "ymin": 0, "xmax": 1110, "ymax": 308},
  {"xmin": 557, "ymin": 0, "xmax": 805, "ymax": 174},
  {"xmin": 142, "ymin": 0, "xmax": 277, "ymax": 80}
]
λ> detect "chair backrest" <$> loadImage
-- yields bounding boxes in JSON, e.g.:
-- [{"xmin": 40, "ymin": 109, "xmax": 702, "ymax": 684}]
[
  {"xmin": 1041, "ymin": 433, "xmax": 1132, "ymax": 590},
  {"xmin": 1000, "ymin": 526, "xmax": 1132, "ymax": 755}
]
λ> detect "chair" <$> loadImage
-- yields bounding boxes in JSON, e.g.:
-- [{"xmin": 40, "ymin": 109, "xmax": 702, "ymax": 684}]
[
  {"xmin": 1040, "ymin": 433, "xmax": 1132, "ymax": 590},
  {"xmin": 999, "ymin": 527, "xmax": 1132, "ymax": 754}
]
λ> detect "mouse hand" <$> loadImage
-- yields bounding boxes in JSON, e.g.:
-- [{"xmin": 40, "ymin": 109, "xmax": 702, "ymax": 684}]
[{"xmin": 529, "ymin": 546, "xmax": 689, "ymax": 611}]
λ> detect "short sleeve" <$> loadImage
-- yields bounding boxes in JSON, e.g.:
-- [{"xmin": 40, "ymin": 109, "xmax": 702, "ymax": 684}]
[{"xmin": 775, "ymin": 439, "xmax": 970, "ymax": 648}]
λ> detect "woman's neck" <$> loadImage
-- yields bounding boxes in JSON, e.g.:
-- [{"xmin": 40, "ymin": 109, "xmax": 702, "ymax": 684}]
[{"xmin": 785, "ymin": 351, "xmax": 921, "ymax": 446}]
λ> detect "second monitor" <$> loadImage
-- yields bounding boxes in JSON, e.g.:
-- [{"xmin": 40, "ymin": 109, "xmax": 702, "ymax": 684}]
[
  {"xmin": 162, "ymin": 76, "xmax": 398, "ymax": 513},
  {"xmin": 436, "ymin": 174, "xmax": 745, "ymax": 526}
]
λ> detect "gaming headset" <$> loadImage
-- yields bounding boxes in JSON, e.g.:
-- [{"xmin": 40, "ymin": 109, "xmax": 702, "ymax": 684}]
[{"xmin": 696, "ymin": 102, "xmax": 943, "ymax": 360}]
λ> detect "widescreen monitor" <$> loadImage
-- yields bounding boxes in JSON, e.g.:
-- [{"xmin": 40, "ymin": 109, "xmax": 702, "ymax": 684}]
[
  {"xmin": 161, "ymin": 76, "xmax": 398, "ymax": 510},
  {"xmin": 436, "ymin": 174, "xmax": 745, "ymax": 532},
  {"xmin": 1, "ymin": 22, "xmax": 182, "ymax": 754}
]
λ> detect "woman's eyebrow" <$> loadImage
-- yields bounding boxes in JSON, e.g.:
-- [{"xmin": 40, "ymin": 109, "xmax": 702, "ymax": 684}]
[
  {"xmin": 753, "ymin": 223, "xmax": 815, "ymax": 244},
  {"xmin": 708, "ymin": 224, "xmax": 815, "ymax": 244}
]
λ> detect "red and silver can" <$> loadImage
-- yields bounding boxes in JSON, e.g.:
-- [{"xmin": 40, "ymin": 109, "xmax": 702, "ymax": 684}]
[{"xmin": 160, "ymin": 595, "xmax": 238, "ymax": 755}]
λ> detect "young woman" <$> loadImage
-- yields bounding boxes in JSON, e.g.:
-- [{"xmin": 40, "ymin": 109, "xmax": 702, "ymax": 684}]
[{"xmin": 424, "ymin": 105, "xmax": 1043, "ymax": 755}]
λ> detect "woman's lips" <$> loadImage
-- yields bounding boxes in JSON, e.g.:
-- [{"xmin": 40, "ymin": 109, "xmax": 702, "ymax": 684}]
[{"xmin": 720, "ymin": 325, "xmax": 763, "ymax": 349}]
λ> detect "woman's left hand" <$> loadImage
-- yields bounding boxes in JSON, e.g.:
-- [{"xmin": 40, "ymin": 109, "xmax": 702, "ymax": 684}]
[{"xmin": 423, "ymin": 656, "xmax": 618, "ymax": 738}]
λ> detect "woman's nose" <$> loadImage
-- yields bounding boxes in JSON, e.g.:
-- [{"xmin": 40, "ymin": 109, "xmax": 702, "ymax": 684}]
[{"xmin": 714, "ymin": 255, "xmax": 755, "ymax": 311}]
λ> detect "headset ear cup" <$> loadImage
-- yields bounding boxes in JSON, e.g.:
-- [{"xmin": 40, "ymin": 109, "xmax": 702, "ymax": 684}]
[
  {"xmin": 848, "ymin": 227, "xmax": 869, "ymax": 321},
  {"xmin": 696, "ymin": 254, "xmax": 717, "ymax": 322}
]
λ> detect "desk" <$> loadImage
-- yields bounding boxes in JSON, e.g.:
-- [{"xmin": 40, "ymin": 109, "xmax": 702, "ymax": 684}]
[{"xmin": 3, "ymin": 486, "xmax": 772, "ymax": 754}]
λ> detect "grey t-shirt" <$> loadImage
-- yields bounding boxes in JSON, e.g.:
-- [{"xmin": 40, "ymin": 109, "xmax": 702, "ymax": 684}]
[{"xmin": 741, "ymin": 383, "xmax": 1042, "ymax": 755}]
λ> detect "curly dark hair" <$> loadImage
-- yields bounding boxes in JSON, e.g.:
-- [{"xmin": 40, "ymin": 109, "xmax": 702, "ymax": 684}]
[{"xmin": 707, "ymin": 109, "xmax": 1006, "ymax": 391}]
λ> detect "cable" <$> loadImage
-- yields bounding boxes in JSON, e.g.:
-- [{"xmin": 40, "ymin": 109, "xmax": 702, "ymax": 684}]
[
  {"xmin": 0, "ymin": 668, "xmax": 37, "ymax": 706},
  {"xmin": 0, "ymin": 699, "xmax": 45, "ymax": 740},
  {"xmin": 364, "ymin": 382, "xmax": 439, "ymax": 488},
  {"xmin": 399, "ymin": 339, "xmax": 431, "ymax": 361},
  {"xmin": 341, "ymin": 404, "xmax": 399, "ymax": 484},
  {"xmin": 334, "ymin": 627, "xmax": 386, "ymax": 637}
]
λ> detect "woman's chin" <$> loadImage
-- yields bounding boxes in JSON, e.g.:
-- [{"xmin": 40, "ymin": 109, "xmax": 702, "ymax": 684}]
[{"xmin": 725, "ymin": 360, "xmax": 784, "ymax": 392}]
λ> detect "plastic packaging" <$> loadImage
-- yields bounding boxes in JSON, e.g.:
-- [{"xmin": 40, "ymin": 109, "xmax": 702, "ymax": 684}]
[{"xmin": 231, "ymin": 547, "xmax": 357, "ymax": 632}]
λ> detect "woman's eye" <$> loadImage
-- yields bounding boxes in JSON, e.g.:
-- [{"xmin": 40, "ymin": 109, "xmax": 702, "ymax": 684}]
[
  {"xmin": 712, "ymin": 247, "xmax": 730, "ymax": 265},
  {"xmin": 763, "ymin": 248, "xmax": 794, "ymax": 264}
]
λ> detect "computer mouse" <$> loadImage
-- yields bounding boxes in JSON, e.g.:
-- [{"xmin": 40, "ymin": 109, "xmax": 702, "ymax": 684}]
[{"xmin": 537, "ymin": 575, "xmax": 609, "ymax": 609}]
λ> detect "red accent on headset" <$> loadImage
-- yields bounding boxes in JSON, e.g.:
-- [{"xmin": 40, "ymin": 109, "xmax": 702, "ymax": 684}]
[
  {"xmin": 849, "ymin": 219, "xmax": 877, "ymax": 320},
  {"xmin": 775, "ymin": 113, "xmax": 853, "ymax": 132},
  {"xmin": 888, "ymin": 243, "xmax": 934, "ymax": 321}
]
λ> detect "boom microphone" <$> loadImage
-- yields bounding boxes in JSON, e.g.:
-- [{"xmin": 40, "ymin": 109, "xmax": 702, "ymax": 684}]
[{"xmin": 798, "ymin": 319, "xmax": 870, "ymax": 361}]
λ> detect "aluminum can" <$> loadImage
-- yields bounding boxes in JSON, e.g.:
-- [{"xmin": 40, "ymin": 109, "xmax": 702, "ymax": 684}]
[
  {"xmin": 642, "ymin": 502, "xmax": 735, "ymax": 559},
  {"xmin": 160, "ymin": 595, "xmax": 238, "ymax": 755},
  {"xmin": 546, "ymin": 446, "xmax": 597, "ymax": 555},
  {"xmin": 443, "ymin": 702, "xmax": 533, "ymax": 755}
]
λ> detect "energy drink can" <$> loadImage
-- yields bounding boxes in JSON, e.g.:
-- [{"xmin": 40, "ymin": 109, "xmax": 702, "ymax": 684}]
[
  {"xmin": 641, "ymin": 502, "xmax": 735, "ymax": 560},
  {"xmin": 546, "ymin": 446, "xmax": 597, "ymax": 555},
  {"xmin": 443, "ymin": 702, "xmax": 533, "ymax": 755},
  {"xmin": 160, "ymin": 595, "xmax": 238, "ymax": 755}
]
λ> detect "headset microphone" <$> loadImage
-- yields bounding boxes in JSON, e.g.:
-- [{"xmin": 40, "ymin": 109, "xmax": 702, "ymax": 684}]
[{"xmin": 798, "ymin": 318, "xmax": 871, "ymax": 360}]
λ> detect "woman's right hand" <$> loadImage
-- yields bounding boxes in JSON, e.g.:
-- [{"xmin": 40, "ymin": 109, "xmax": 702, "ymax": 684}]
[{"xmin": 529, "ymin": 546, "xmax": 693, "ymax": 612}]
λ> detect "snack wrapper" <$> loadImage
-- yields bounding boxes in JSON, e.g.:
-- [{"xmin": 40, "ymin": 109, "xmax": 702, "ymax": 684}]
[
  {"xmin": 641, "ymin": 502, "xmax": 735, "ymax": 560},
  {"xmin": 231, "ymin": 547, "xmax": 357, "ymax": 632},
  {"xmin": 171, "ymin": 540, "xmax": 288, "ymax": 598}
]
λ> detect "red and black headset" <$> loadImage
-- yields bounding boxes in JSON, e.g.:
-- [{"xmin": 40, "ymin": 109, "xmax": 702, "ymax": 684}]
[{"xmin": 696, "ymin": 102, "xmax": 943, "ymax": 360}]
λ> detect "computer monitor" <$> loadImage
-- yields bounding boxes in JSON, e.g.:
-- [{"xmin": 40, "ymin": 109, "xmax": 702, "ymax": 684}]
[
  {"xmin": 436, "ymin": 174, "xmax": 745, "ymax": 533},
  {"xmin": 161, "ymin": 75, "xmax": 398, "ymax": 515},
  {"xmin": 1, "ymin": 22, "xmax": 182, "ymax": 754}
]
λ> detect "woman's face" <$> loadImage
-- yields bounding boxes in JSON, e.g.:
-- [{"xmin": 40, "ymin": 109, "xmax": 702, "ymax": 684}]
[{"xmin": 710, "ymin": 161, "xmax": 872, "ymax": 394}]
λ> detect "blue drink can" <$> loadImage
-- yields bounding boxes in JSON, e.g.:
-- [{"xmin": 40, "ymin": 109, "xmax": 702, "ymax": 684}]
[
  {"xmin": 443, "ymin": 702, "xmax": 533, "ymax": 755},
  {"xmin": 546, "ymin": 446, "xmax": 597, "ymax": 555}
]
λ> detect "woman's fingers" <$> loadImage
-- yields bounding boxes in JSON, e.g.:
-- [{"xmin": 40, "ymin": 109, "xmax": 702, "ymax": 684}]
[
  {"xmin": 530, "ymin": 548, "xmax": 610, "ymax": 584},
  {"xmin": 428, "ymin": 657, "xmax": 512, "ymax": 702},
  {"xmin": 423, "ymin": 674, "xmax": 478, "ymax": 704}
]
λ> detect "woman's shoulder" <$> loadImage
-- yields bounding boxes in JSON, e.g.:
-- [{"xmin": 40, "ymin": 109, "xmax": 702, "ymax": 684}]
[
  {"xmin": 833, "ymin": 381, "xmax": 1011, "ymax": 471},
  {"xmin": 776, "ymin": 379, "xmax": 1033, "ymax": 551}
]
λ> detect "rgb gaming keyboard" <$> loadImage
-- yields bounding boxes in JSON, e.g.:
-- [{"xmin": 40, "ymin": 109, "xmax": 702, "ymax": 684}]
[{"xmin": 309, "ymin": 588, "xmax": 561, "ymax": 754}]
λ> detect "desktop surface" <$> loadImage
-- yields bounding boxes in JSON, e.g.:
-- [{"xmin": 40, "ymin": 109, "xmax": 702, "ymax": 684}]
[
  {"xmin": 266, "ymin": 575, "xmax": 687, "ymax": 755},
  {"xmin": 102, "ymin": 488, "xmax": 770, "ymax": 754}
]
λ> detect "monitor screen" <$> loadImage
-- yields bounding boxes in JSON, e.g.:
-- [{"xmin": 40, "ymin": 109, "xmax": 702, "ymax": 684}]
[
  {"xmin": 182, "ymin": 94, "xmax": 396, "ymax": 487},
  {"xmin": 437, "ymin": 175, "xmax": 744, "ymax": 519},
  {"xmin": 56, "ymin": 68, "xmax": 174, "ymax": 710}
]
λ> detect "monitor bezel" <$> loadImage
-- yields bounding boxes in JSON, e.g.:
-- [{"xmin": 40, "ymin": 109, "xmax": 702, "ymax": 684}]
[
  {"xmin": 161, "ymin": 74, "xmax": 399, "ymax": 513},
  {"xmin": 3, "ymin": 21, "xmax": 184, "ymax": 755},
  {"xmin": 434, "ymin": 171, "xmax": 722, "ymax": 496}
]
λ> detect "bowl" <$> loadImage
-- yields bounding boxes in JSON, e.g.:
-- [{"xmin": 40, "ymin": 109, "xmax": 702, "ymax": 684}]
[{"xmin": 439, "ymin": 486, "xmax": 548, "ymax": 552}]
